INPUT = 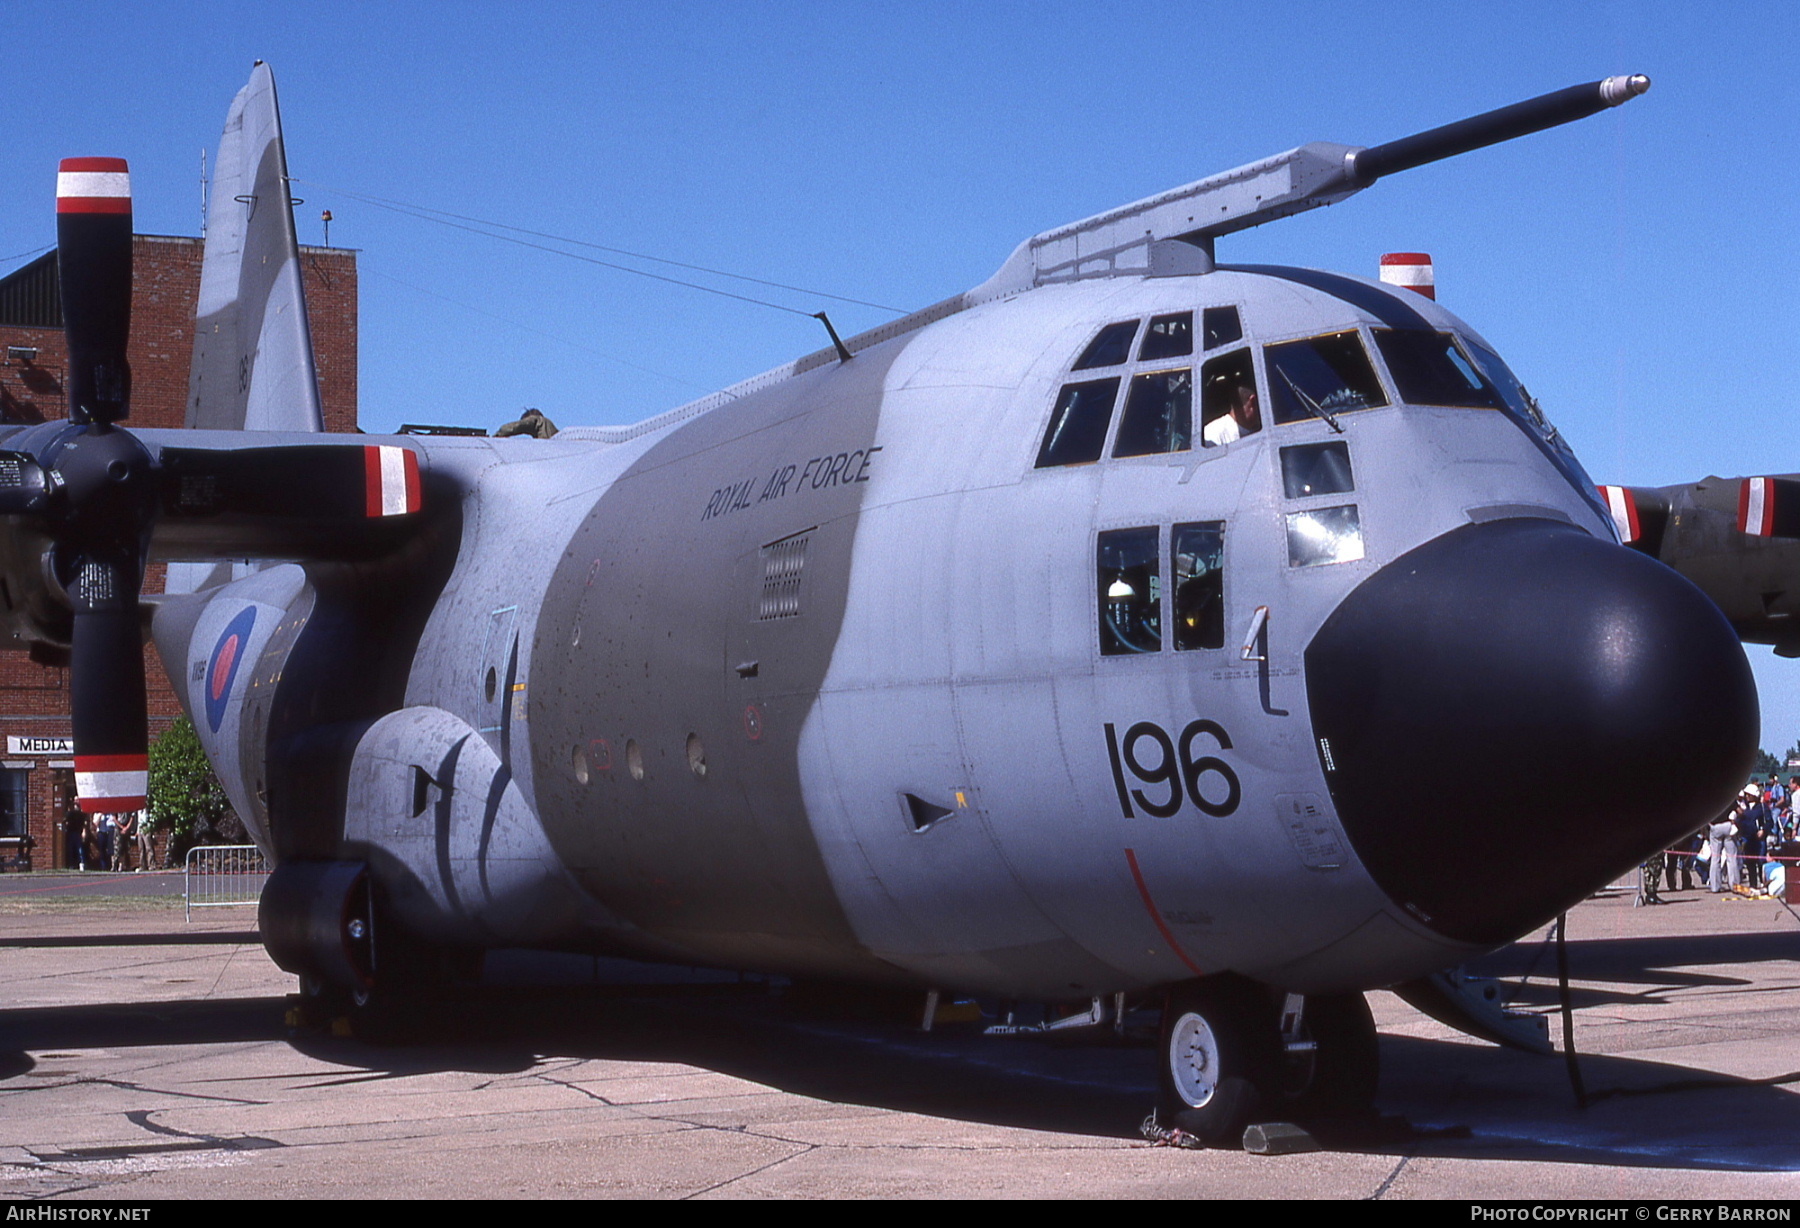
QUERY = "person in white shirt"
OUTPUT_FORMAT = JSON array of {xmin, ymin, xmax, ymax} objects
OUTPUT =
[{"xmin": 1203, "ymin": 378, "xmax": 1261, "ymax": 447}]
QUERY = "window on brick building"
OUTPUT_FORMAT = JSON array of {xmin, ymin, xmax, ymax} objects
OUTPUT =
[{"xmin": 0, "ymin": 768, "xmax": 27, "ymax": 838}]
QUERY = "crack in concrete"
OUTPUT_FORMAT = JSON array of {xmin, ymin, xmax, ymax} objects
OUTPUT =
[
  {"xmin": 26, "ymin": 1106, "xmax": 283, "ymax": 1164},
  {"xmin": 203, "ymin": 942, "xmax": 243, "ymax": 999},
  {"xmin": 1368, "ymin": 1153, "xmax": 1410, "ymax": 1199},
  {"xmin": 527, "ymin": 1064, "xmax": 1133, "ymax": 1159},
  {"xmin": 681, "ymin": 1141, "xmax": 818, "ymax": 1200},
  {"xmin": 2, "ymin": 1075, "xmax": 263, "ymax": 1107}
]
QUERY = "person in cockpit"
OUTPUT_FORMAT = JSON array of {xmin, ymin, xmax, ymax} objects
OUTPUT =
[{"xmin": 1202, "ymin": 361, "xmax": 1261, "ymax": 447}]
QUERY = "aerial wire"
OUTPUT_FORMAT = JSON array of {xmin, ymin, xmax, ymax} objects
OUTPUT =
[
  {"xmin": 0, "ymin": 243, "xmax": 54, "ymax": 269},
  {"xmin": 361, "ymin": 264, "xmax": 709, "ymax": 393},
  {"xmin": 287, "ymin": 177, "xmax": 907, "ymax": 317}
]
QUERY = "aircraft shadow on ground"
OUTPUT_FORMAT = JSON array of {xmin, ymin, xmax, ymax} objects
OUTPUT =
[
  {"xmin": 3, "ymin": 978, "xmax": 1794, "ymax": 1171},
  {"xmin": 1369, "ymin": 1034, "xmax": 1800, "ymax": 1173},
  {"xmin": 1466, "ymin": 925, "xmax": 1800, "ymax": 1010},
  {"xmin": 0, "ymin": 931, "xmax": 261, "ymax": 950}
]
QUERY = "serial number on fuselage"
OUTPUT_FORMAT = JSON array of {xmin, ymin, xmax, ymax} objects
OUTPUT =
[
  {"xmin": 700, "ymin": 446, "xmax": 883, "ymax": 522},
  {"xmin": 1103, "ymin": 719, "xmax": 1242, "ymax": 819}
]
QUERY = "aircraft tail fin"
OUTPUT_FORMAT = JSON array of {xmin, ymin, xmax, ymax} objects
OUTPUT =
[{"xmin": 185, "ymin": 62, "xmax": 324, "ymax": 433}]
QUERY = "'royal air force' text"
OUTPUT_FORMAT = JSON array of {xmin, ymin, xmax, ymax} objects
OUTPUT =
[{"xmin": 701, "ymin": 447, "xmax": 882, "ymax": 522}]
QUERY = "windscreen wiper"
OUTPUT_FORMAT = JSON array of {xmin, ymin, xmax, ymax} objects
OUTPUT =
[{"xmin": 1278, "ymin": 368, "xmax": 1345, "ymax": 434}]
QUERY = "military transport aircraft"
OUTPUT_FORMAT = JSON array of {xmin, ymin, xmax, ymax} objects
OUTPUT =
[
  {"xmin": 1597, "ymin": 477, "xmax": 1800, "ymax": 657},
  {"xmin": 0, "ymin": 65, "xmax": 1762, "ymax": 1146}
]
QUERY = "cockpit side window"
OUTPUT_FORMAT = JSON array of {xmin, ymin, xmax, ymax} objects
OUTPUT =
[
  {"xmin": 1113, "ymin": 369, "xmax": 1193, "ymax": 458},
  {"xmin": 1097, "ymin": 527, "xmax": 1161, "ymax": 655},
  {"xmin": 1374, "ymin": 330, "xmax": 1504, "ymax": 409},
  {"xmin": 1202, "ymin": 306, "xmax": 1242, "ymax": 350},
  {"xmin": 1463, "ymin": 339, "xmax": 1598, "ymax": 512},
  {"xmin": 1465, "ymin": 340, "xmax": 1571, "ymax": 449},
  {"xmin": 1265, "ymin": 331, "xmax": 1388, "ymax": 426},
  {"xmin": 1139, "ymin": 312, "xmax": 1194, "ymax": 361},
  {"xmin": 1199, "ymin": 348, "xmax": 1260, "ymax": 448},
  {"xmin": 1035, "ymin": 378, "xmax": 1121, "ymax": 468},
  {"xmin": 1280, "ymin": 442, "xmax": 1354, "ymax": 497},
  {"xmin": 1465, "ymin": 341, "xmax": 1531, "ymax": 416},
  {"xmin": 1172, "ymin": 522, "xmax": 1225, "ymax": 651},
  {"xmin": 1073, "ymin": 321, "xmax": 1141, "ymax": 370},
  {"xmin": 1286, "ymin": 505, "xmax": 1365, "ymax": 567}
]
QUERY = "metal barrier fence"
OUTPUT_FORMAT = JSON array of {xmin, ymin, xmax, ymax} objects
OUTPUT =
[{"xmin": 184, "ymin": 845, "xmax": 270, "ymax": 922}]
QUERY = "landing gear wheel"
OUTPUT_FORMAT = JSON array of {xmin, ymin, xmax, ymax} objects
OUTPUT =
[
  {"xmin": 291, "ymin": 972, "xmax": 351, "ymax": 1034},
  {"xmin": 291, "ymin": 971, "xmax": 381, "ymax": 1036},
  {"xmin": 1286, "ymin": 992, "xmax": 1379, "ymax": 1121},
  {"xmin": 1158, "ymin": 977, "xmax": 1279, "ymax": 1147}
]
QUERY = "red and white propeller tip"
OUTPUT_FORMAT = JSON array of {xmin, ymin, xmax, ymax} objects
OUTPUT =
[{"xmin": 56, "ymin": 157, "xmax": 131, "ymax": 215}]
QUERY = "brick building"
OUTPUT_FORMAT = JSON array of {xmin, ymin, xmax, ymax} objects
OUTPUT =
[{"xmin": 0, "ymin": 235, "xmax": 357, "ymax": 869}]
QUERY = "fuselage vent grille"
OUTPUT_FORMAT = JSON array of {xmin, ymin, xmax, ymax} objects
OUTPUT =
[{"xmin": 757, "ymin": 531, "xmax": 812, "ymax": 620}]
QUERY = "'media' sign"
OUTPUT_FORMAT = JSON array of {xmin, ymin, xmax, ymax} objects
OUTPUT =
[{"xmin": 7, "ymin": 736, "xmax": 74, "ymax": 755}]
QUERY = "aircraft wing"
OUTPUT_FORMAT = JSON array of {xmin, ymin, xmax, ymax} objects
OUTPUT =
[{"xmin": 1600, "ymin": 477, "xmax": 1800, "ymax": 654}]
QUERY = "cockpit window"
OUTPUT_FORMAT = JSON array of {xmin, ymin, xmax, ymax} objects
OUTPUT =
[
  {"xmin": 1097, "ymin": 527, "xmax": 1161, "ymax": 655},
  {"xmin": 1265, "ymin": 332, "xmax": 1388, "ymax": 426},
  {"xmin": 1113, "ymin": 369, "xmax": 1193, "ymax": 458},
  {"xmin": 1200, "ymin": 349, "xmax": 1260, "ymax": 448},
  {"xmin": 1374, "ymin": 330, "xmax": 1504, "ymax": 409},
  {"xmin": 1464, "ymin": 340, "xmax": 1571, "ymax": 448},
  {"xmin": 1202, "ymin": 306, "xmax": 1242, "ymax": 350},
  {"xmin": 1286, "ymin": 505, "xmax": 1365, "ymax": 567},
  {"xmin": 1073, "ymin": 321, "xmax": 1140, "ymax": 370},
  {"xmin": 1464, "ymin": 341, "xmax": 1530, "ymax": 415},
  {"xmin": 1280, "ymin": 442, "xmax": 1355, "ymax": 497},
  {"xmin": 1172, "ymin": 522, "xmax": 1225, "ymax": 650},
  {"xmin": 1035, "ymin": 378, "xmax": 1120, "ymax": 468},
  {"xmin": 1139, "ymin": 313, "xmax": 1194, "ymax": 361}
]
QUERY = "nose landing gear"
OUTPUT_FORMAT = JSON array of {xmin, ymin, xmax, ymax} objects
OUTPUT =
[{"xmin": 1157, "ymin": 976, "xmax": 1378, "ymax": 1147}]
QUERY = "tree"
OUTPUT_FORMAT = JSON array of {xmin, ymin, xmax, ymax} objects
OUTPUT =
[{"xmin": 146, "ymin": 716, "xmax": 241, "ymax": 861}]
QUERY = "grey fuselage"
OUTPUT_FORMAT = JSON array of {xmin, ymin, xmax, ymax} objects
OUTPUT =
[{"xmin": 149, "ymin": 263, "xmax": 1736, "ymax": 1002}]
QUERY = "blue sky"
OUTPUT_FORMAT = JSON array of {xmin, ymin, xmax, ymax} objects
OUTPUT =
[{"xmin": 6, "ymin": 1, "xmax": 1800, "ymax": 751}]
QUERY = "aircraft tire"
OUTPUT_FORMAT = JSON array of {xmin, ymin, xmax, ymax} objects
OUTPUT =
[
  {"xmin": 290, "ymin": 971, "xmax": 350, "ymax": 1034},
  {"xmin": 1286, "ymin": 991, "xmax": 1379, "ymax": 1120},
  {"xmin": 1158, "ymin": 977, "xmax": 1278, "ymax": 1147},
  {"xmin": 291, "ymin": 968, "xmax": 413, "ymax": 1041}
]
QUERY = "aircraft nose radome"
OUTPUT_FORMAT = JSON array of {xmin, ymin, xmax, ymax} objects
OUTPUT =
[{"xmin": 1304, "ymin": 517, "xmax": 1757, "ymax": 946}]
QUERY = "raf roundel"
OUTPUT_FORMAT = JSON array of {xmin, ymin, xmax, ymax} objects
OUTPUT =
[{"xmin": 204, "ymin": 607, "xmax": 257, "ymax": 733}]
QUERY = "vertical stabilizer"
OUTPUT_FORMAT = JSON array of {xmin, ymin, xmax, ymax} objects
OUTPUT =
[{"xmin": 186, "ymin": 62, "xmax": 324, "ymax": 432}]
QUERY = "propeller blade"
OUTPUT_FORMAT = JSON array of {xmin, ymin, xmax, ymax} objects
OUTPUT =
[
  {"xmin": 53, "ymin": 157, "xmax": 152, "ymax": 810},
  {"xmin": 160, "ymin": 444, "xmax": 422, "ymax": 520},
  {"xmin": 56, "ymin": 157, "xmax": 133, "ymax": 426},
  {"xmin": 1738, "ymin": 477, "xmax": 1800, "ymax": 539},
  {"xmin": 1597, "ymin": 484, "xmax": 1670, "ymax": 555},
  {"xmin": 68, "ymin": 552, "xmax": 147, "ymax": 812}
]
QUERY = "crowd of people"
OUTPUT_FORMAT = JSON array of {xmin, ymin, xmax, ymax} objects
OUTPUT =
[
  {"xmin": 62, "ymin": 807, "xmax": 156, "ymax": 872},
  {"xmin": 1641, "ymin": 774, "xmax": 1796, "ymax": 903}
]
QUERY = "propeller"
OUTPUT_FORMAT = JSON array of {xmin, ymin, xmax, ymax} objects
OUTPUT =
[
  {"xmin": 0, "ymin": 159, "xmax": 158, "ymax": 812},
  {"xmin": 0, "ymin": 158, "xmax": 429, "ymax": 816}
]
